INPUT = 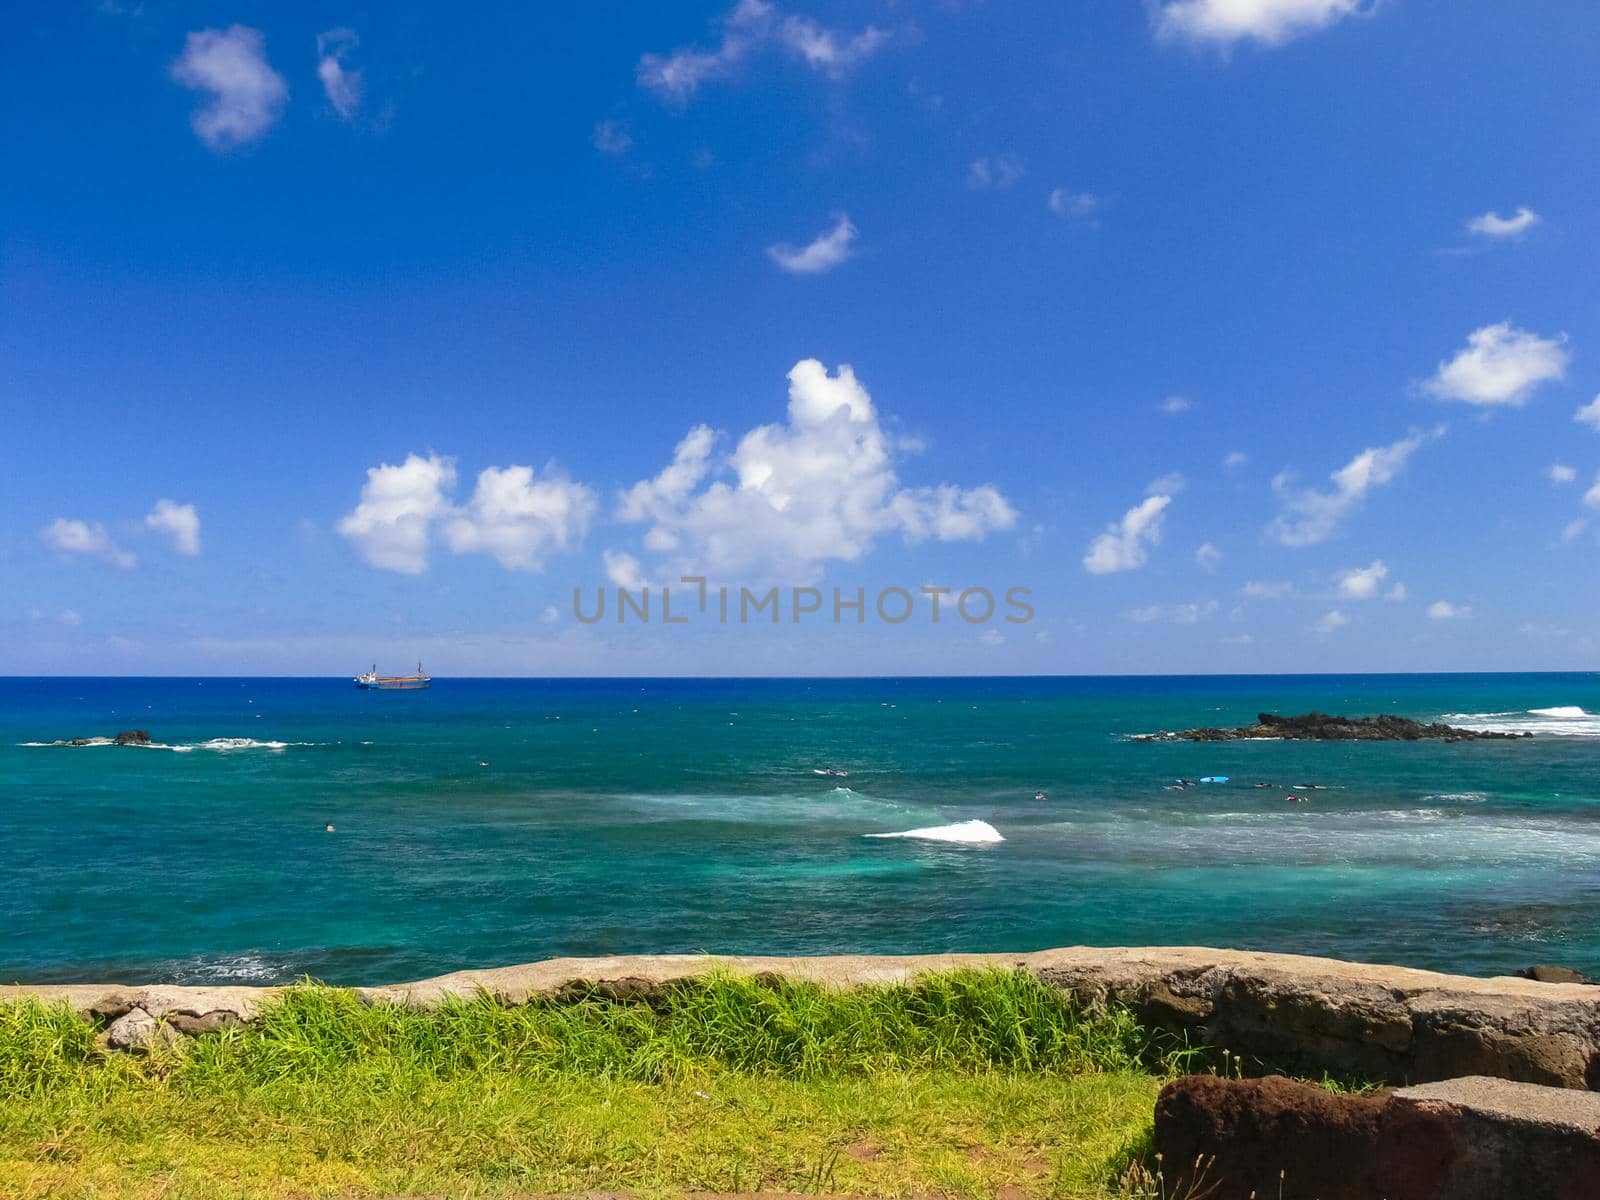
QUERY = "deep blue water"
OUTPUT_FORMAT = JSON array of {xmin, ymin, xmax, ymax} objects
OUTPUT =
[{"xmin": 3, "ymin": 674, "xmax": 1599, "ymax": 985}]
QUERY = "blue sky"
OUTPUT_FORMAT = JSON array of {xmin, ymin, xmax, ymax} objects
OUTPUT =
[{"xmin": 3, "ymin": 0, "xmax": 1598, "ymax": 675}]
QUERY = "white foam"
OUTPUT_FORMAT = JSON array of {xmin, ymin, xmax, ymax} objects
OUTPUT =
[
  {"xmin": 1442, "ymin": 706, "xmax": 1600, "ymax": 737},
  {"xmin": 866, "ymin": 819, "xmax": 1005, "ymax": 844},
  {"xmin": 21, "ymin": 736, "xmax": 305, "ymax": 751}
]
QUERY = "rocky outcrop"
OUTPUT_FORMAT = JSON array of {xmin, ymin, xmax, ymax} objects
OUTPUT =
[
  {"xmin": 1154, "ymin": 1073, "xmax": 1600, "ymax": 1199},
  {"xmin": 5, "ymin": 947, "xmax": 1598, "ymax": 1087},
  {"xmin": 1133, "ymin": 711, "xmax": 1532, "ymax": 742},
  {"xmin": 112, "ymin": 729, "xmax": 152, "ymax": 745}
]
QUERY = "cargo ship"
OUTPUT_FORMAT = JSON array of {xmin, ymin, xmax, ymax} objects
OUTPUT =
[{"xmin": 353, "ymin": 662, "xmax": 431, "ymax": 690}]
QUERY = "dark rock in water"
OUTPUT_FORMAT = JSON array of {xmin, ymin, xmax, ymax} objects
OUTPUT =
[
  {"xmin": 1516, "ymin": 965, "xmax": 1591, "ymax": 985},
  {"xmin": 113, "ymin": 729, "xmax": 152, "ymax": 746},
  {"xmin": 1133, "ymin": 711, "xmax": 1532, "ymax": 743}
]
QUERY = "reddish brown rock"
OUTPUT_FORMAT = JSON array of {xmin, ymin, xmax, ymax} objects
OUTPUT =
[{"xmin": 1154, "ymin": 1074, "xmax": 1600, "ymax": 1199}]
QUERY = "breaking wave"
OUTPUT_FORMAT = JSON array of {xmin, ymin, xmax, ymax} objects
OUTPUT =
[
  {"xmin": 20, "ymin": 737, "xmax": 308, "ymax": 752},
  {"xmin": 865, "ymin": 819, "xmax": 1005, "ymax": 845},
  {"xmin": 1441, "ymin": 706, "xmax": 1600, "ymax": 737}
]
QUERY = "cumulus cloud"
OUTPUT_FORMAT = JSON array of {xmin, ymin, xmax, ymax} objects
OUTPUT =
[
  {"xmin": 145, "ymin": 499, "xmax": 201, "ymax": 555},
  {"xmin": 339, "ymin": 454, "xmax": 595, "ymax": 574},
  {"xmin": 1127, "ymin": 599, "xmax": 1217, "ymax": 624},
  {"xmin": 1315, "ymin": 609, "xmax": 1350, "ymax": 635},
  {"xmin": 1425, "ymin": 323, "xmax": 1569, "ymax": 407},
  {"xmin": 1049, "ymin": 189, "xmax": 1103, "ymax": 220},
  {"xmin": 1196, "ymin": 542, "xmax": 1221, "ymax": 570},
  {"xmin": 1467, "ymin": 207, "xmax": 1539, "ymax": 239},
  {"xmin": 442, "ymin": 466, "xmax": 597, "ymax": 571},
  {"xmin": 1563, "ymin": 518, "xmax": 1590, "ymax": 544},
  {"xmin": 778, "ymin": 14, "xmax": 888, "ymax": 77},
  {"xmin": 1223, "ymin": 450, "xmax": 1248, "ymax": 468},
  {"xmin": 1159, "ymin": 395, "xmax": 1191, "ymax": 415},
  {"xmin": 613, "ymin": 359, "xmax": 1016, "ymax": 580},
  {"xmin": 1336, "ymin": 559, "xmax": 1388, "ymax": 599},
  {"xmin": 1386, "ymin": 582, "xmax": 1407, "ymax": 602},
  {"xmin": 767, "ymin": 213, "xmax": 856, "ymax": 275},
  {"xmin": 316, "ymin": 28, "xmax": 363, "ymax": 119},
  {"xmin": 1428, "ymin": 600, "xmax": 1471, "ymax": 620},
  {"xmin": 1154, "ymin": 0, "xmax": 1371, "ymax": 48},
  {"xmin": 1587, "ymin": 474, "xmax": 1600, "ymax": 510},
  {"xmin": 593, "ymin": 119, "xmax": 632, "ymax": 155},
  {"xmin": 967, "ymin": 155, "xmax": 1024, "ymax": 190},
  {"xmin": 40, "ymin": 518, "xmax": 137, "ymax": 569},
  {"xmin": 1575, "ymin": 396, "xmax": 1600, "ymax": 431},
  {"xmin": 1147, "ymin": 471, "xmax": 1187, "ymax": 497},
  {"xmin": 338, "ymin": 454, "xmax": 457, "ymax": 574},
  {"xmin": 1084, "ymin": 494, "xmax": 1171, "ymax": 575},
  {"xmin": 1268, "ymin": 431, "xmax": 1427, "ymax": 547},
  {"xmin": 171, "ymin": 26, "xmax": 288, "ymax": 150},
  {"xmin": 637, "ymin": 1, "xmax": 885, "ymax": 101},
  {"xmin": 1243, "ymin": 580, "xmax": 1293, "ymax": 599}
]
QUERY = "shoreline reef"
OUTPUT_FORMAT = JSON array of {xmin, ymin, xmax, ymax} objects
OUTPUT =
[{"xmin": 1132, "ymin": 711, "xmax": 1534, "ymax": 742}]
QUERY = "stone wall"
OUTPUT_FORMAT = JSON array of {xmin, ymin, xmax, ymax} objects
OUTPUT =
[{"xmin": 4, "ymin": 946, "xmax": 1598, "ymax": 1087}]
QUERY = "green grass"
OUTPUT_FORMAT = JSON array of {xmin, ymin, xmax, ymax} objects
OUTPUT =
[{"xmin": 0, "ymin": 968, "xmax": 1182, "ymax": 1199}]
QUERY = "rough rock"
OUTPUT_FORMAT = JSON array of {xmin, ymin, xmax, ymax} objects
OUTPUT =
[
  {"xmin": 5, "ymin": 947, "xmax": 1597, "ymax": 1086},
  {"xmin": 112, "ymin": 729, "xmax": 151, "ymax": 745},
  {"xmin": 1133, "ymin": 711, "xmax": 1532, "ymax": 742},
  {"xmin": 104, "ymin": 1006, "xmax": 182, "ymax": 1052},
  {"xmin": 1154, "ymin": 1073, "xmax": 1600, "ymax": 1199},
  {"xmin": 1518, "ymin": 964, "xmax": 1591, "ymax": 985}
]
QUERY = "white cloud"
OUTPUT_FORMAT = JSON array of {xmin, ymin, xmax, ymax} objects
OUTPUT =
[
  {"xmin": 1315, "ymin": 609, "xmax": 1350, "ymax": 635},
  {"xmin": 315, "ymin": 28, "xmax": 362, "ymax": 119},
  {"xmin": 1575, "ymin": 396, "xmax": 1600, "ymax": 431},
  {"xmin": 593, "ymin": 119, "xmax": 632, "ymax": 155},
  {"xmin": 1084, "ymin": 494, "xmax": 1171, "ymax": 575},
  {"xmin": 145, "ymin": 499, "xmax": 201, "ymax": 556},
  {"xmin": 40, "ymin": 518, "xmax": 137, "ymax": 569},
  {"xmin": 967, "ymin": 155, "xmax": 1024, "ymax": 190},
  {"xmin": 171, "ymin": 26, "xmax": 288, "ymax": 150},
  {"xmin": 978, "ymin": 627, "xmax": 1006, "ymax": 646},
  {"xmin": 1196, "ymin": 542, "xmax": 1221, "ymax": 570},
  {"xmin": 637, "ymin": 1, "xmax": 885, "ymax": 101},
  {"xmin": 58, "ymin": 609, "xmax": 83, "ymax": 627},
  {"xmin": 1467, "ymin": 207, "xmax": 1539, "ymax": 239},
  {"xmin": 779, "ymin": 15, "xmax": 888, "ymax": 77},
  {"xmin": 1268, "ymin": 431, "xmax": 1426, "ymax": 546},
  {"xmin": 1386, "ymin": 582, "xmax": 1407, "ymax": 602},
  {"xmin": 338, "ymin": 453, "xmax": 457, "ymax": 574},
  {"xmin": 1242, "ymin": 580, "xmax": 1292, "ymax": 599},
  {"xmin": 1562, "ymin": 518, "xmax": 1590, "ymax": 544},
  {"xmin": 1425, "ymin": 323, "xmax": 1569, "ymax": 407},
  {"xmin": 339, "ymin": 455, "xmax": 595, "ymax": 574},
  {"xmin": 1147, "ymin": 471, "xmax": 1187, "ymax": 496},
  {"xmin": 1159, "ymin": 395, "xmax": 1191, "ymax": 415},
  {"xmin": 1586, "ymin": 473, "xmax": 1600, "ymax": 510},
  {"xmin": 1048, "ymin": 189, "xmax": 1102, "ymax": 220},
  {"xmin": 1127, "ymin": 599, "xmax": 1217, "ymax": 624},
  {"xmin": 1427, "ymin": 600, "xmax": 1471, "ymax": 620},
  {"xmin": 541, "ymin": 604, "xmax": 560, "ymax": 624},
  {"xmin": 1154, "ymin": 0, "xmax": 1370, "ymax": 47},
  {"xmin": 442, "ymin": 466, "xmax": 597, "ymax": 571},
  {"xmin": 603, "ymin": 549, "xmax": 653, "ymax": 590},
  {"xmin": 1336, "ymin": 559, "xmax": 1388, "ymax": 599},
  {"xmin": 767, "ymin": 213, "xmax": 856, "ymax": 275},
  {"xmin": 614, "ymin": 359, "xmax": 1016, "ymax": 580},
  {"xmin": 1223, "ymin": 450, "xmax": 1248, "ymax": 468},
  {"xmin": 1548, "ymin": 464, "xmax": 1577, "ymax": 485}
]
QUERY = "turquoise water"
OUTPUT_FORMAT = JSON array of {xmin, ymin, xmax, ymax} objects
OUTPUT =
[{"xmin": 4, "ymin": 674, "xmax": 1599, "ymax": 985}]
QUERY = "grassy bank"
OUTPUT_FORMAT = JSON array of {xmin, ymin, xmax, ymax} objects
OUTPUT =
[{"xmin": 0, "ymin": 969, "xmax": 1187, "ymax": 1199}]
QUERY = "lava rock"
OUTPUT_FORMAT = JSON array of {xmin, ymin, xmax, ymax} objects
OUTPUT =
[{"xmin": 1134, "ymin": 711, "xmax": 1532, "ymax": 742}]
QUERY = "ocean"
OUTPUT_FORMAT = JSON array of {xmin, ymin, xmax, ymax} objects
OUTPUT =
[{"xmin": 4, "ymin": 674, "xmax": 1598, "ymax": 986}]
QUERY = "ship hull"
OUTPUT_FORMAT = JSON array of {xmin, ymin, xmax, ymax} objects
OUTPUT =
[{"xmin": 355, "ymin": 679, "xmax": 430, "ymax": 690}]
